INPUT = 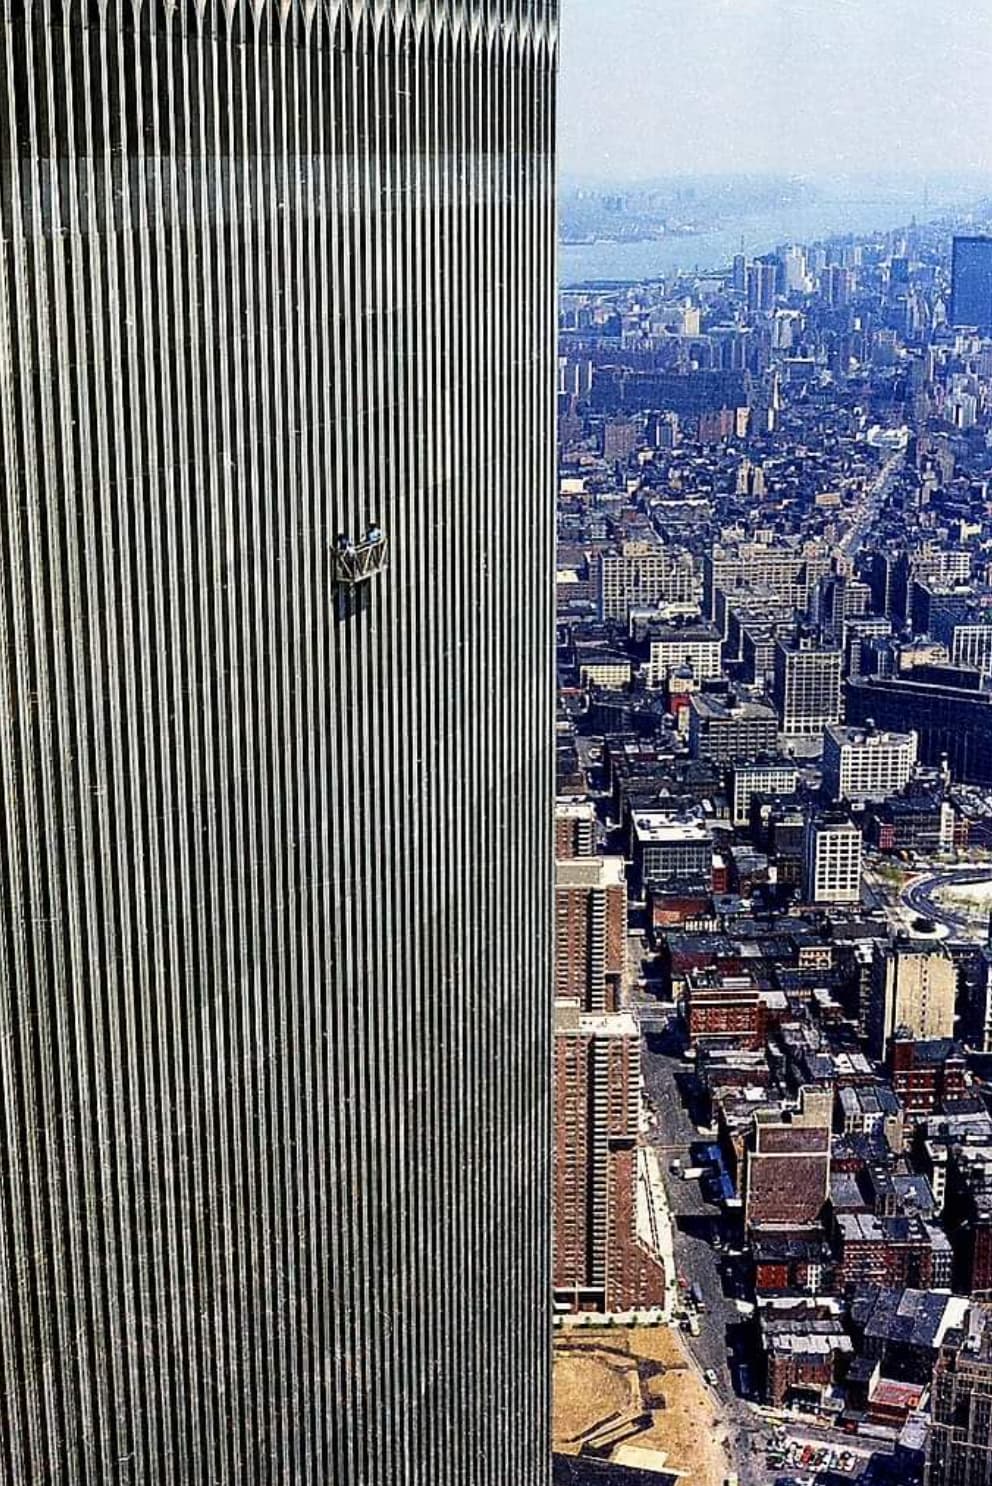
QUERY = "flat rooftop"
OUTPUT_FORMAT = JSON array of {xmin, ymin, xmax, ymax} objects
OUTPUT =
[
  {"xmin": 632, "ymin": 814, "xmax": 711, "ymax": 844},
  {"xmin": 826, "ymin": 723, "xmax": 916, "ymax": 749},
  {"xmin": 556, "ymin": 857, "xmax": 626, "ymax": 889}
]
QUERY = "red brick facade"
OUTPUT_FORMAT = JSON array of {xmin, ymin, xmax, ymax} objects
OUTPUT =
[
  {"xmin": 890, "ymin": 1036, "xmax": 966, "ymax": 1117},
  {"xmin": 554, "ymin": 860, "xmax": 627, "ymax": 1012},
  {"xmin": 686, "ymin": 976, "xmax": 766, "ymax": 1049},
  {"xmin": 767, "ymin": 1351, "xmax": 835, "ymax": 1407},
  {"xmin": 553, "ymin": 1018, "xmax": 666, "ymax": 1314}
]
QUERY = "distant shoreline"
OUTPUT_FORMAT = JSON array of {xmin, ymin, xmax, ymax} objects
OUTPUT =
[{"xmin": 559, "ymin": 199, "xmax": 955, "ymax": 287}]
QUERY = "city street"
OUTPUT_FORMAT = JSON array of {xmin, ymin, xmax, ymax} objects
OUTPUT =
[
  {"xmin": 630, "ymin": 984, "xmax": 899, "ymax": 1486},
  {"xmin": 625, "ymin": 951, "xmax": 738, "ymax": 1376},
  {"xmin": 626, "ymin": 970, "xmax": 776, "ymax": 1486},
  {"xmin": 901, "ymin": 865, "xmax": 992, "ymax": 935},
  {"xmin": 838, "ymin": 450, "xmax": 904, "ymax": 561},
  {"xmin": 639, "ymin": 1037, "xmax": 744, "ymax": 1380}
]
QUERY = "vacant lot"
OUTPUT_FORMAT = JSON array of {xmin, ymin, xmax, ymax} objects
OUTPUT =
[{"xmin": 554, "ymin": 1326, "xmax": 733, "ymax": 1485}]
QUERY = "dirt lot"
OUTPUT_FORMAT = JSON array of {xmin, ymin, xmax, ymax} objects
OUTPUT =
[
  {"xmin": 553, "ymin": 1346, "xmax": 641, "ymax": 1446},
  {"xmin": 554, "ymin": 1325, "xmax": 734, "ymax": 1485}
]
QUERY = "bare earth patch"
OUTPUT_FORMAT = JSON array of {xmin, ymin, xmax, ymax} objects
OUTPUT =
[
  {"xmin": 553, "ymin": 1349, "xmax": 639, "ymax": 1446},
  {"xmin": 553, "ymin": 1326, "xmax": 733, "ymax": 1485}
]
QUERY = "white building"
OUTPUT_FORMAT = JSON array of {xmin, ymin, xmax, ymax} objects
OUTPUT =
[
  {"xmin": 773, "ymin": 639, "xmax": 843, "ymax": 737},
  {"xmin": 951, "ymin": 624, "xmax": 992, "ymax": 676},
  {"xmin": 598, "ymin": 542, "xmax": 699, "ymax": 622},
  {"xmin": 648, "ymin": 626, "xmax": 722, "ymax": 687},
  {"xmin": 731, "ymin": 758, "xmax": 800, "ymax": 827},
  {"xmin": 822, "ymin": 724, "xmax": 918, "ymax": 803},
  {"xmin": 579, "ymin": 661, "xmax": 632, "ymax": 691},
  {"xmin": 804, "ymin": 817, "xmax": 863, "ymax": 905}
]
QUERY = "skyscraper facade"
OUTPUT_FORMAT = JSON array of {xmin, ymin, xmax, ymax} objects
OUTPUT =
[
  {"xmin": 0, "ymin": 3, "xmax": 557, "ymax": 1482},
  {"xmin": 951, "ymin": 236, "xmax": 992, "ymax": 332},
  {"xmin": 928, "ymin": 1305, "xmax": 992, "ymax": 1486},
  {"xmin": 773, "ymin": 637, "xmax": 843, "ymax": 737}
]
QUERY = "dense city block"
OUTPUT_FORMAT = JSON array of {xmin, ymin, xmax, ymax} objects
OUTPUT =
[{"xmin": 553, "ymin": 214, "xmax": 992, "ymax": 1486}]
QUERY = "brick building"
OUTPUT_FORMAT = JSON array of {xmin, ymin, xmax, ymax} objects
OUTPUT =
[
  {"xmin": 553, "ymin": 1008, "xmax": 667, "ymax": 1314},
  {"xmin": 834, "ymin": 1212, "xmax": 944, "ymax": 1295},
  {"xmin": 865, "ymin": 794, "xmax": 955, "ymax": 855},
  {"xmin": 890, "ymin": 1035, "xmax": 967, "ymax": 1118},
  {"xmin": 752, "ymin": 1231, "xmax": 837, "ymax": 1295},
  {"xmin": 685, "ymin": 971, "xmax": 767, "ymax": 1050},
  {"xmin": 744, "ymin": 1088, "xmax": 833, "ymax": 1228},
  {"xmin": 647, "ymin": 880, "xmax": 713, "ymax": 930},
  {"xmin": 761, "ymin": 1309, "xmax": 853, "ymax": 1407},
  {"xmin": 555, "ymin": 856, "xmax": 627, "ymax": 1012},
  {"xmin": 555, "ymin": 799, "xmax": 597, "ymax": 859}
]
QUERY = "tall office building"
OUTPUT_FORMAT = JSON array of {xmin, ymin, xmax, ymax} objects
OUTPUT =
[
  {"xmin": 822, "ymin": 723, "xmax": 918, "ymax": 803},
  {"xmin": 773, "ymin": 637, "xmax": 843, "ymax": 737},
  {"xmin": 688, "ymin": 690, "xmax": 780, "ymax": 764},
  {"xmin": 847, "ymin": 673, "xmax": 992, "ymax": 786},
  {"xmin": 597, "ymin": 541, "xmax": 698, "ymax": 621},
  {"xmin": 803, "ymin": 815, "xmax": 863, "ymax": 906},
  {"xmin": 647, "ymin": 623, "xmax": 723, "ymax": 686},
  {"xmin": 704, "ymin": 542, "xmax": 829, "ymax": 622},
  {"xmin": 928, "ymin": 1304, "xmax": 992, "ymax": 1486},
  {"xmin": 869, "ymin": 942, "xmax": 957, "ymax": 1060},
  {"xmin": 730, "ymin": 757, "xmax": 799, "ymax": 827},
  {"xmin": 747, "ymin": 257, "xmax": 779, "ymax": 315},
  {"xmin": 0, "ymin": 3, "xmax": 557, "ymax": 1482},
  {"xmin": 951, "ymin": 236, "xmax": 992, "ymax": 332},
  {"xmin": 951, "ymin": 623, "xmax": 992, "ymax": 677}
]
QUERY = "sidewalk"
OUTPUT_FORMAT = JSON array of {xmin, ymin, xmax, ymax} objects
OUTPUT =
[{"xmin": 637, "ymin": 1141, "xmax": 677, "ymax": 1321}]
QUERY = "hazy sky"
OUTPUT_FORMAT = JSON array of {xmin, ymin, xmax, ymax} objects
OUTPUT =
[{"xmin": 559, "ymin": 0, "xmax": 992, "ymax": 183}]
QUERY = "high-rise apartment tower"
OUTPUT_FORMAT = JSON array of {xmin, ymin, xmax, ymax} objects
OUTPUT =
[{"xmin": 0, "ymin": 2, "xmax": 557, "ymax": 1481}]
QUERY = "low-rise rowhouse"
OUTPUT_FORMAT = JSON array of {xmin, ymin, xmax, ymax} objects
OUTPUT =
[
  {"xmin": 744, "ymin": 1088, "xmax": 833, "ymax": 1228},
  {"xmin": 834, "ymin": 1211, "xmax": 952, "ymax": 1294},
  {"xmin": 761, "ymin": 1306, "xmax": 853, "ymax": 1407}
]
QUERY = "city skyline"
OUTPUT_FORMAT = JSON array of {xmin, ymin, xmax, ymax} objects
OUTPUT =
[{"xmin": 553, "ymin": 206, "xmax": 992, "ymax": 1475}]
